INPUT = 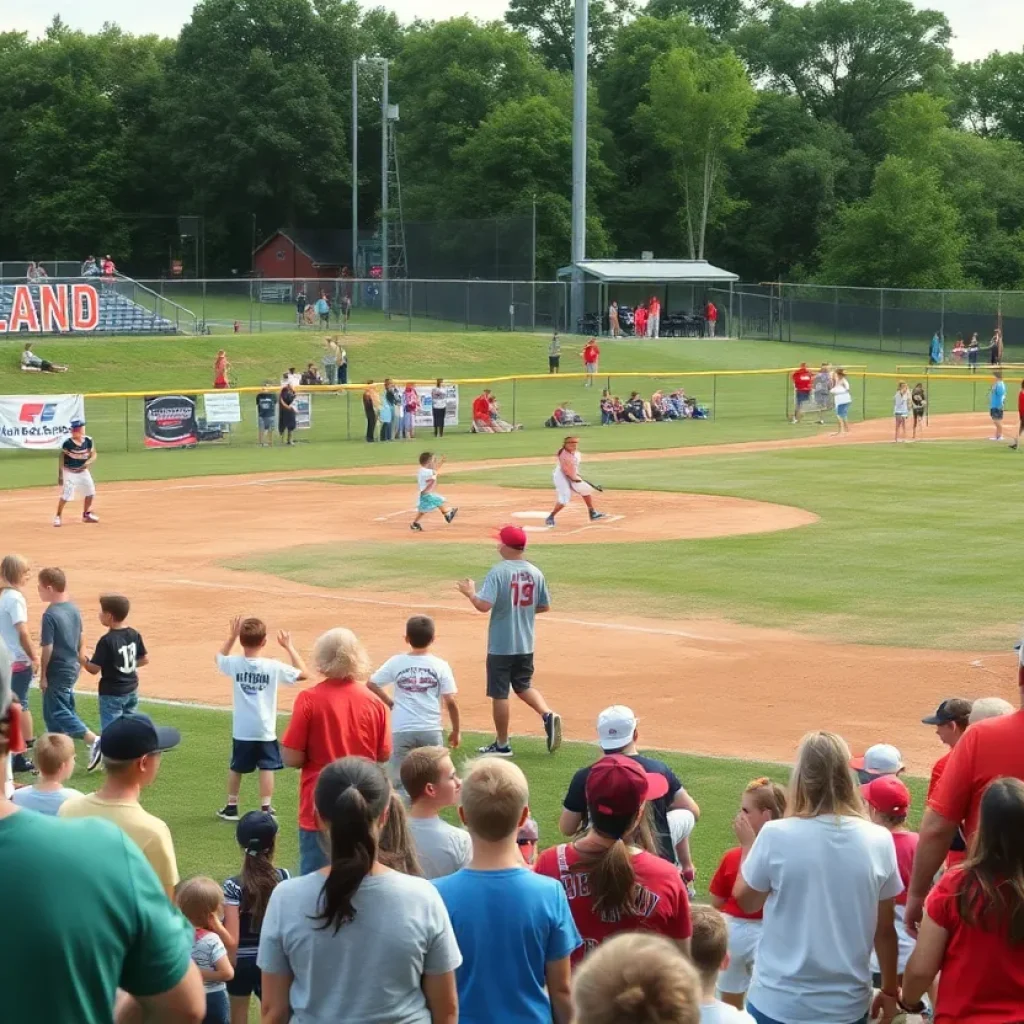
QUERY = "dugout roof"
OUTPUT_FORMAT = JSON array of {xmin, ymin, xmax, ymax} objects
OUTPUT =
[{"xmin": 558, "ymin": 259, "xmax": 739, "ymax": 284}]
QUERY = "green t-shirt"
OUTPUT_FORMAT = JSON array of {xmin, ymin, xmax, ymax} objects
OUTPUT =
[{"xmin": 0, "ymin": 809, "xmax": 194, "ymax": 1023}]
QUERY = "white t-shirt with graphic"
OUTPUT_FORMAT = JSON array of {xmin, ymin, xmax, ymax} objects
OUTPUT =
[
  {"xmin": 216, "ymin": 654, "xmax": 301, "ymax": 741},
  {"xmin": 370, "ymin": 652, "xmax": 457, "ymax": 733}
]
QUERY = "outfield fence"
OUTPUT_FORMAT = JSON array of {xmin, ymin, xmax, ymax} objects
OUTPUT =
[{"xmin": 0, "ymin": 368, "xmax": 1008, "ymax": 457}]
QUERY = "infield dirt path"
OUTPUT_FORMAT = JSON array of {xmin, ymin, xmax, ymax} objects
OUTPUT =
[{"xmin": 1, "ymin": 413, "xmax": 1015, "ymax": 774}]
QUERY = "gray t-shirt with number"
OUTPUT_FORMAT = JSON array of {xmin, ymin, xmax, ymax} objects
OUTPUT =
[
  {"xmin": 41, "ymin": 601, "xmax": 82, "ymax": 688},
  {"xmin": 478, "ymin": 560, "xmax": 550, "ymax": 656}
]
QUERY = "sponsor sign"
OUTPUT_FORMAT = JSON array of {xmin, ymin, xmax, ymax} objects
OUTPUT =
[
  {"xmin": 414, "ymin": 384, "xmax": 459, "ymax": 427},
  {"xmin": 203, "ymin": 391, "xmax": 241, "ymax": 424},
  {"xmin": 0, "ymin": 394, "xmax": 86, "ymax": 449},
  {"xmin": 295, "ymin": 392, "xmax": 312, "ymax": 430},
  {"xmin": 0, "ymin": 284, "xmax": 99, "ymax": 333},
  {"xmin": 144, "ymin": 395, "xmax": 197, "ymax": 449}
]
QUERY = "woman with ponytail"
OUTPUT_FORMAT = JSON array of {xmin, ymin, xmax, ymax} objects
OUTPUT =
[
  {"xmin": 257, "ymin": 757, "xmax": 461, "ymax": 1023},
  {"xmin": 535, "ymin": 754, "xmax": 692, "ymax": 966}
]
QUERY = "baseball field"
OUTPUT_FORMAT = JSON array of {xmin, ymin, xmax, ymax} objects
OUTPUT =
[{"xmin": 1, "ymin": 329, "xmax": 1020, "ymax": 896}]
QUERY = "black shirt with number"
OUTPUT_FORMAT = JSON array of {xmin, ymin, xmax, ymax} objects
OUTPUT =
[
  {"xmin": 62, "ymin": 435, "xmax": 93, "ymax": 471},
  {"xmin": 91, "ymin": 627, "xmax": 147, "ymax": 695},
  {"xmin": 256, "ymin": 392, "xmax": 276, "ymax": 418}
]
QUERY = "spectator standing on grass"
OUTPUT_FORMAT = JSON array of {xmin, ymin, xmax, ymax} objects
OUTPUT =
[
  {"xmin": 363, "ymin": 380, "xmax": 379, "ymax": 442},
  {"xmin": 322, "ymin": 336, "xmax": 339, "ymax": 385},
  {"xmin": 215, "ymin": 616, "xmax": 307, "ymax": 822},
  {"xmin": 1008, "ymin": 378, "xmax": 1024, "ymax": 449},
  {"xmin": 708, "ymin": 777, "xmax": 787, "ymax": 1012},
  {"xmin": 648, "ymin": 295, "xmax": 661, "ymax": 338},
  {"xmin": 790, "ymin": 363, "xmax": 813, "ymax": 424},
  {"xmin": 812, "ymin": 363, "xmax": 833, "ymax": 425},
  {"xmin": 379, "ymin": 379, "xmax": 395, "ymax": 441},
  {"xmin": 929, "ymin": 331, "xmax": 943, "ymax": 365},
  {"xmin": 705, "ymin": 299, "xmax": 719, "ymax": 338},
  {"xmin": 911, "ymin": 382, "xmax": 927, "ymax": 439},
  {"xmin": 367, "ymin": 615, "xmax": 460, "ymax": 789},
  {"xmin": 1, "ymin": 554, "xmax": 36, "ymax": 775},
  {"xmin": 256, "ymin": 382, "xmax": 276, "ymax": 448},
  {"xmin": 401, "ymin": 747, "xmax": 471, "ymax": 879},
  {"xmin": 609, "ymin": 300, "xmax": 621, "ymax": 338},
  {"xmin": 60, "ymin": 712, "xmax": 182, "ymax": 900},
  {"xmin": 457, "ymin": 525, "xmax": 561, "ymax": 757},
  {"xmin": 905, "ymin": 647, "xmax": 1024, "ymax": 936},
  {"xmin": 690, "ymin": 906, "xmax": 757, "ymax": 1023},
  {"xmin": 213, "ymin": 350, "xmax": 230, "ymax": 389},
  {"xmin": 280, "ymin": 627, "xmax": 390, "ymax": 875},
  {"xmin": 967, "ymin": 332, "xmax": 980, "ymax": 371},
  {"xmin": 435, "ymin": 757, "xmax": 580, "ymax": 1024},
  {"xmin": 535, "ymin": 754, "xmax": 693, "ymax": 964},
  {"xmin": 901, "ymin": 777, "xmax": 1024, "ymax": 1022},
  {"xmin": 581, "ymin": 338, "xmax": 600, "ymax": 388},
  {"xmin": 732, "ymin": 731, "xmax": 903, "ymax": 1024},
  {"xmin": 37, "ymin": 567, "xmax": 101, "ymax": 768},
  {"xmin": 989, "ymin": 326, "xmax": 1004, "ymax": 365},
  {"xmin": 549, "ymin": 331, "xmax": 561, "ymax": 373},
  {"xmin": 337, "ymin": 343, "xmax": 348, "ymax": 384},
  {"xmin": 78, "ymin": 593, "xmax": 149, "ymax": 733},
  {"xmin": 829, "ymin": 367, "xmax": 852, "ymax": 435},
  {"xmin": 223, "ymin": 811, "xmax": 288, "ymax": 1024},
  {"xmin": 922, "ymin": 698, "xmax": 972, "ymax": 867},
  {"xmin": 295, "ymin": 289, "xmax": 308, "ymax": 326},
  {"xmin": 634, "ymin": 303, "xmax": 648, "ymax": 340},
  {"xmin": 278, "ymin": 375, "xmax": 297, "ymax": 446},
  {"xmin": 11, "ymin": 732, "xmax": 81, "ymax": 814},
  {"xmin": 258, "ymin": 757, "xmax": 461, "ymax": 1024},
  {"xmin": 572, "ymin": 933, "xmax": 702, "ymax": 1024},
  {"xmin": 405, "ymin": 381, "xmax": 422, "ymax": 438},
  {"xmin": 0, "ymin": 643, "xmax": 207, "ymax": 1024},
  {"xmin": 893, "ymin": 381, "xmax": 910, "ymax": 443},
  {"xmin": 989, "ymin": 370, "xmax": 1007, "ymax": 440},
  {"xmin": 177, "ymin": 876, "xmax": 235, "ymax": 1024},
  {"xmin": 560, "ymin": 706, "xmax": 700, "ymax": 868}
]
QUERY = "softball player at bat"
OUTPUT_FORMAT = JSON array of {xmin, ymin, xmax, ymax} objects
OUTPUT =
[
  {"xmin": 545, "ymin": 436, "xmax": 607, "ymax": 527},
  {"xmin": 54, "ymin": 419, "xmax": 99, "ymax": 527}
]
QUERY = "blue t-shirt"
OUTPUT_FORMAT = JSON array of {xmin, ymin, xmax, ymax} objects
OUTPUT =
[
  {"xmin": 434, "ymin": 868, "xmax": 580, "ymax": 1024},
  {"xmin": 991, "ymin": 380, "xmax": 1007, "ymax": 410},
  {"xmin": 478, "ymin": 560, "xmax": 551, "ymax": 656},
  {"xmin": 41, "ymin": 601, "xmax": 82, "ymax": 688}
]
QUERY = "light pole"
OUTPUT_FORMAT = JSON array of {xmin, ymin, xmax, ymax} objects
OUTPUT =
[{"xmin": 570, "ymin": 0, "xmax": 588, "ymax": 334}]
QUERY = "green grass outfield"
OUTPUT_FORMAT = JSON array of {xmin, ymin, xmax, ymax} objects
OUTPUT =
[{"xmin": 19, "ymin": 689, "xmax": 927, "ymax": 894}]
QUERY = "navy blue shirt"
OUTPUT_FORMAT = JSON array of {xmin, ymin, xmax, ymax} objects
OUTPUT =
[{"xmin": 61, "ymin": 435, "xmax": 93, "ymax": 471}]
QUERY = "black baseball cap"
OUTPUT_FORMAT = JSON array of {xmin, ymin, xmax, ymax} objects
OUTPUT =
[
  {"xmin": 921, "ymin": 698, "xmax": 973, "ymax": 726},
  {"xmin": 237, "ymin": 811, "xmax": 278, "ymax": 854},
  {"xmin": 99, "ymin": 713, "xmax": 181, "ymax": 760}
]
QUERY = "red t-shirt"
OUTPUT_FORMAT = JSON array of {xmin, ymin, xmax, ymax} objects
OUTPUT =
[
  {"xmin": 709, "ymin": 847, "xmax": 762, "ymax": 920},
  {"xmin": 280, "ymin": 678, "xmax": 391, "ymax": 831},
  {"xmin": 890, "ymin": 830, "xmax": 918, "ymax": 907},
  {"xmin": 928, "ymin": 751, "xmax": 950, "ymax": 802},
  {"xmin": 928, "ymin": 710, "xmax": 1024, "ymax": 840},
  {"xmin": 1018, "ymin": 389, "xmax": 1024, "ymax": 416},
  {"xmin": 926, "ymin": 866, "xmax": 1024, "ymax": 1023},
  {"xmin": 650, "ymin": 299, "xmax": 660, "ymax": 316},
  {"xmin": 792, "ymin": 368, "xmax": 813, "ymax": 392},
  {"xmin": 583, "ymin": 344, "xmax": 599, "ymax": 364},
  {"xmin": 706, "ymin": 303, "xmax": 717, "ymax": 321},
  {"xmin": 535, "ymin": 843, "xmax": 691, "ymax": 966},
  {"xmin": 472, "ymin": 395, "xmax": 491, "ymax": 422}
]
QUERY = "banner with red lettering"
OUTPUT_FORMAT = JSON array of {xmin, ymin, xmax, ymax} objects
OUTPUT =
[
  {"xmin": 0, "ymin": 394, "xmax": 86, "ymax": 449},
  {"xmin": 0, "ymin": 284, "xmax": 99, "ymax": 333}
]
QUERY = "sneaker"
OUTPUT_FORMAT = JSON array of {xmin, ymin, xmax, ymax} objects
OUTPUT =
[
  {"xmin": 1010, "ymin": 443, "xmax": 1018, "ymax": 450},
  {"xmin": 53, "ymin": 516, "xmax": 61, "ymax": 527},
  {"xmin": 12, "ymin": 753, "xmax": 37, "ymax": 775},
  {"xmin": 262, "ymin": 806, "xmax": 278, "ymax": 818},
  {"xmin": 544, "ymin": 712, "xmax": 563, "ymax": 753},
  {"xmin": 83, "ymin": 511, "xmax": 99, "ymax": 523},
  {"xmin": 216, "ymin": 804, "xmax": 240, "ymax": 821},
  {"xmin": 589, "ymin": 510, "xmax": 608, "ymax": 521},
  {"xmin": 87, "ymin": 737, "xmax": 103, "ymax": 772},
  {"xmin": 544, "ymin": 515, "xmax": 556, "ymax": 527},
  {"xmin": 444, "ymin": 507, "xmax": 459, "ymax": 524},
  {"xmin": 410, "ymin": 522, "xmax": 423, "ymax": 532},
  {"xmin": 477, "ymin": 741, "xmax": 514, "ymax": 757}
]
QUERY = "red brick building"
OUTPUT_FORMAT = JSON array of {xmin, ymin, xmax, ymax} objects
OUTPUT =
[{"xmin": 252, "ymin": 229, "xmax": 352, "ymax": 280}]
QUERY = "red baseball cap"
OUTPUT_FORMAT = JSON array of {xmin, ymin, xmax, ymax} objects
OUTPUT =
[
  {"xmin": 498, "ymin": 525, "xmax": 528, "ymax": 551},
  {"xmin": 861, "ymin": 775, "xmax": 911, "ymax": 816},
  {"xmin": 585, "ymin": 754, "xmax": 669, "ymax": 818}
]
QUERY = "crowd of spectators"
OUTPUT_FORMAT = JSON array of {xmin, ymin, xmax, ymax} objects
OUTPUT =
[
  {"xmin": 600, "ymin": 388, "xmax": 707, "ymax": 424},
  {"xmin": 2, "ymin": 555, "xmax": 1024, "ymax": 1022}
]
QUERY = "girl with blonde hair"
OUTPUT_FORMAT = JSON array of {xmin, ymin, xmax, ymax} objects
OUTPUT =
[
  {"xmin": 733, "ymin": 732, "xmax": 903, "ymax": 1024},
  {"xmin": 0, "ymin": 553, "xmax": 36, "ymax": 774}
]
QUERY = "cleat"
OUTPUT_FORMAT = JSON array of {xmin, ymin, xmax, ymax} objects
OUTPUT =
[
  {"xmin": 410, "ymin": 522, "xmax": 423, "ymax": 532},
  {"xmin": 53, "ymin": 516, "xmax": 61, "ymax": 527},
  {"xmin": 589, "ymin": 511, "xmax": 608, "ymax": 521},
  {"xmin": 444, "ymin": 507, "xmax": 459, "ymax": 524},
  {"xmin": 83, "ymin": 512, "xmax": 99, "ymax": 523},
  {"xmin": 544, "ymin": 515, "xmax": 555, "ymax": 527}
]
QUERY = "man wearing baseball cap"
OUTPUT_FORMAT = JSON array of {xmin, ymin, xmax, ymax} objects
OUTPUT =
[
  {"xmin": 559, "ymin": 706, "xmax": 700, "ymax": 865},
  {"xmin": 0, "ymin": 640, "xmax": 205, "ymax": 1021},
  {"xmin": 60, "ymin": 712, "xmax": 182, "ymax": 898},
  {"xmin": 850, "ymin": 743, "xmax": 904, "ymax": 785},
  {"xmin": 457, "ymin": 525, "xmax": 562, "ymax": 757}
]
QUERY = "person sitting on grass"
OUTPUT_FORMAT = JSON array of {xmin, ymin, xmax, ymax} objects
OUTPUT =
[
  {"xmin": 624, "ymin": 392, "xmax": 646, "ymax": 422},
  {"xmin": 21, "ymin": 343, "xmax": 68, "ymax": 373},
  {"xmin": 472, "ymin": 389, "xmax": 496, "ymax": 433},
  {"xmin": 177, "ymin": 876, "xmax": 235, "ymax": 1024},
  {"xmin": 10, "ymin": 732, "xmax": 81, "ymax": 814},
  {"xmin": 599, "ymin": 391, "xmax": 616, "ymax": 425}
]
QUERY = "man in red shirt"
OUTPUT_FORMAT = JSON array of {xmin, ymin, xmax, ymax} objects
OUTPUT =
[
  {"xmin": 581, "ymin": 340, "xmax": 600, "ymax": 388},
  {"xmin": 472, "ymin": 389, "xmax": 495, "ymax": 433},
  {"xmin": 281, "ymin": 627, "xmax": 390, "ymax": 874},
  {"xmin": 905, "ymin": 664, "xmax": 1024, "ymax": 934},
  {"xmin": 791, "ymin": 363, "xmax": 814, "ymax": 423},
  {"xmin": 705, "ymin": 301, "xmax": 718, "ymax": 338},
  {"xmin": 1009, "ymin": 378, "xmax": 1024, "ymax": 449}
]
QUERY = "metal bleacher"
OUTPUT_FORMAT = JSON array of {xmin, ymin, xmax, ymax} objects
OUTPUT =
[{"xmin": 0, "ymin": 281, "xmax": 180, "ymax": 335}]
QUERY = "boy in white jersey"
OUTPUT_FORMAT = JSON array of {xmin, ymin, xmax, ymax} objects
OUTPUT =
[
  {"xmin": 411, "ymin": 451, "xmax": 459, "ymax": 532},
  {"xmin": 215, "ymin": 616, "xmax": 308, "ymax": 820},
  {"xmin": 546, "ymin": 436, "xmax": 607, "ymax": 527}
]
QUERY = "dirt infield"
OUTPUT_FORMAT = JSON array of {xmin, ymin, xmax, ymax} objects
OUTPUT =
[{"xmin": 1, "ymin": 412, "xmax": 1014, "ymax": 775}]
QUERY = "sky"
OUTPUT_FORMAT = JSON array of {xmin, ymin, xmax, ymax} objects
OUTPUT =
[{"xmin": 5, "ymin": 0, "xmax": 1023, "ymax": 62}]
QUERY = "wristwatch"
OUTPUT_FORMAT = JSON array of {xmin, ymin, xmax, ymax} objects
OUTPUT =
[{"xmin": 897, "ymin": 996, "xmax": 926, "ymax": 1014}]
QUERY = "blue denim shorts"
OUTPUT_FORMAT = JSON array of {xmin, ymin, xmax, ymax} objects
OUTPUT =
[
  {"xmin": 11, "ymin": 666, "xmax": 32, "ymax": 707},
  {"xmin": 98, "ymin": 692, "xmax": 139, "ymax": 731},
  {"xmin": 43, "ymin": 687, "xmax": 89, "ymax": 739},
  {"xmin": 299, "ymin": 828, "xmax": 329, "ymax": 875},
  {"xmin": 836, "ymin": 403, "xmax": 851, "ymax": 420}
]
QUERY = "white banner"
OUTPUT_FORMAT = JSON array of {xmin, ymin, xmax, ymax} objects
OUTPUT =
[
  {"xmin": 295, "ymin": 392, "xmax": 312, "ymax": 430},
  {"xmin": 203, "ymin": 391, "xmax": 241, "ymax": 424},
  {"xmin": 415, "ymin": 385, "xmax": 459, "ymax": 427},
  {"xmin": 0, "ymin": 394, "xmax": 85, "ymax": 449}
]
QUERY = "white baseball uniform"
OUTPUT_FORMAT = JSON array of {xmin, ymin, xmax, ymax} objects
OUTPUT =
[{"xmin": 553, "ymin": 449, "xmax": 592, "ymax": 505}]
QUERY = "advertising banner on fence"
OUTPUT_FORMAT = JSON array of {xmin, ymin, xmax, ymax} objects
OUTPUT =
[
  {"xmin": 295, "ymin": 392, "xmax": 312, "ymax": 430},
  {"xmin": 203, "ymin": 391, "xmax": 241, "ymax": 424},
  {"xmin": 144, "ymin": 395, "xmax": 197, "ymax": 449},
  {"xmin": 0, "ymin": 394, "xmax": 85, "ymax": 449},
  {"xmin": 414, "ymin": 384, "xmax": 459, "ymax": 427}
]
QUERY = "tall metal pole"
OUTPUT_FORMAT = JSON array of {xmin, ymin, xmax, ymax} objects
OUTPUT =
[
  {"xmin": 381, "ymin": 59, "xmax": 389, "ymax": 316},
  {"xmin": 351, "ymin": 60, "xmax": 359, "ymax": 280},
  {"xmin": 531, "ymin": 194, "xmax": 537, "ymax": 331},
  {"xmin": 570, "ymin": 0, "xmax": 588, "ymax": 334}
]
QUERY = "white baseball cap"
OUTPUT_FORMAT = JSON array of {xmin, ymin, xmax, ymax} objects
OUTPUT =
[
  {"xmin": 597, "ymin": 705, "xmax": 638, "ymax": 751},
  {"xmin": 850, "ymin": 743, "xmax": 904, "ymax": 776}
]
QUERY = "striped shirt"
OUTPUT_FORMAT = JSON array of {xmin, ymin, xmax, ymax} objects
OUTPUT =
[
  {"xmin": 191, "ymin": 929, "xmax": 228, "ymax": 992},
  {"xmin": 61, "ymin": 435, "xmax": 93, "ymax": 471}
]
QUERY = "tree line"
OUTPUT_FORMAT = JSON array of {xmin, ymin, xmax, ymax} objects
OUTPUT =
[{"xmin": 2, "ymin": 0, "xmax": 1024, "ymax": 288}]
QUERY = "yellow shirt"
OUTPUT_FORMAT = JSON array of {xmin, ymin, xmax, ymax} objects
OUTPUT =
[{"xmin": 59, "ymin": 793, "xmax": 179, "ymax": 891}]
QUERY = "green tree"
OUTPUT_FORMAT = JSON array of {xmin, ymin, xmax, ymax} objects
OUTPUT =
[
  {"xmin": 737, "ymin": 0, "xmax": 953, "ymax": 135},
  {"xmin": 640, "ymin": 46, "xmax": 756, "ymax": 258},
  {"xmin": 505, "ymin": 0, "xmax": 635, "ymax": 71},
  {"xmin": 953, "ymin": 52, "xmax": 1024, "ymax": 142},
  {"xmin": 817, "ymin": 156, "xmax": 964, "ymax": 288},
  {"xmin": 644, "ymin": 0, "xmax": 761, "ymax": 38}
]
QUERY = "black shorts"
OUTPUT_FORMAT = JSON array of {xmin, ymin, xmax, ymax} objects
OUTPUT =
[
  {"xmin": 549, "ymin": 356, "xmax": 560, "ymax": 369},
  {"xmin": 230, "ymin": 739, "xmax": 283, "ymax": 773},
  {"xmin": 913, "ymin": 409, "xmax": 924, "ymax": 421},
  {"xmin": 486, "ymin": 653, "xmax": 535, "ymax": 699},
  {"xmin": 279, "ymin": 409, "xmax": 296, "ymax": 432},
  {"xmin": 226, "ymin": 956, "xmax": 262, "ymax": 998},
  {"xmin": 991, "ymin": 408, "xmax": 1004, "ymax": 421}
]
